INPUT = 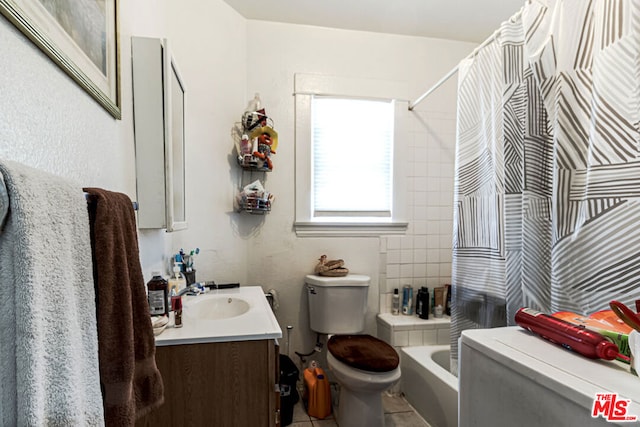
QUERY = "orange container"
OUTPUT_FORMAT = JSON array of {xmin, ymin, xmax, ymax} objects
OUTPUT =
[{"xmin": 303, "ymin": 367, "xmax": 331, "ymax": 419}]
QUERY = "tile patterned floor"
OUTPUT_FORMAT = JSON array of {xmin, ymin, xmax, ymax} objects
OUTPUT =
[{"xmin": 287, "ymin": 392, "xmax": 430, "ymax": 427}]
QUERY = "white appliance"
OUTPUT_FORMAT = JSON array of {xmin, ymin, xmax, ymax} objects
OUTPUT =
[{"xmin": 460, "ymin": 326, "xmax": 640, "ymax": 427}]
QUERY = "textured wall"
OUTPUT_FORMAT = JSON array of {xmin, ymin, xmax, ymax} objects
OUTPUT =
[
  {"xmin": 0, "ymin": 0, "xmax": 248, "ymax": 282},
  {"xmin": 0, "ymin": 1, "xmax": 474, "ymax": 360},
  {"xmin": 0, "ymin": 19, "xmax": 128, "ymax": 190}
]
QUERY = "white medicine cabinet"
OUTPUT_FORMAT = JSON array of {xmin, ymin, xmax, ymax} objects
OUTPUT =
[{"xmin": 131, "ymin": 36, "xmax": 187, "ymax": 232}]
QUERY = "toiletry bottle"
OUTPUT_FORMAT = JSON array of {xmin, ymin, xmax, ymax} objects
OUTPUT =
[
  {"xmin": 168, "ymin": 265, "xmax": 187, "ymax": 295},
  {"xmin": 392, "ymin": 288, "xmax": 400, "ymax": 315},
  {"xmin": 416, "ymin": 287, "xmax": 429, "ymax": 319},
  {"xmin": 434, "ymin": 305, "xmax": 444, "ymax": 318},
  {"xmin": 172, "ymin": 296, "xmax": 183, "ymax": 328},
  {"xmin": 147, "ymin": 271, "xmax": 169, "ymax": 316},
  {"xmin": 241, "ymin": 134, "xmax": 252, "ymax": 156},
  {"xmin": 402, "ymin": 285, "xmax": 413, "ymax": 315},
  {"xmin": 444, "ymin": 284, "xmax": 452, "ymax": 315}
]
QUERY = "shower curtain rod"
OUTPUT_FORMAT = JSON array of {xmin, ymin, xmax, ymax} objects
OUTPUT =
[{"xmin": 408, "ymin": 8, "xmax": 523, "ymax": 111}]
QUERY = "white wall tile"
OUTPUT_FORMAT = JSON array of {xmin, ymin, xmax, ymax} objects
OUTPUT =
[
  {"xmin": 388, "ymin": 278, "xmax": 401, "ymax": 291},
  {"xmin": 387, "ymin": 264, "xmax": 400, "ymax": 279},
  {"xmin": 413, "ymin": 221, "xmax": 428, "ymax": 235},
  {"xmin": 427, "ymin": 263, "xmax": 440, "ymax": 277},
  {"xmin": 379, "ymin": 237, "xmax": 388, "ymax": 253},
  {"xmin": 437, "ymin": 327, "xmax": 451, "ymax": 345},
  {"xmin": 409, "ymin": 330, "xmax": 423, "ymax": 346},
  {"xmin": 439, "ymin": 263, "xmax": 452, "ymax": 277},
  {"xmin": 388, "ymin": 249, "xmax": 401, "ymax": 264},
  {"xmin": 413, "ymin": 263, "xmax": 427, "ymax": 277},
  {"xmin": 401, "ymin": 249, "xmax": 414, "ymax": 264},
  {"xmin": 387, "ymin": 236, "xmax": 402, "ymax": 250},
  {"xmin": 401, "ymin": 236, "xmax": 414, "ymax": 250},
  {"xmin": 400, "ymin": 264, "xmax": 413, "ymax": 278},
  {"xmin": 394, "ymin": 331, "xmax": 409, "ymax": 347},
  {"xmin": 413, "ymin": 249, "xmax": 427, "ymax": 263},
  {"xmin": 414, "ymin": 236, "xmax": 428, "ymax": 249},
  {"xmin": 377, "ymin": 323, "xmax": 392, "ymax": 345},
  {"xmin": 427, "ymin": 249, "xmax": 440, "ymax": 263},
  {"xmin": 423, "ymin": 329, "xmax": 438, "ymax": 345}
]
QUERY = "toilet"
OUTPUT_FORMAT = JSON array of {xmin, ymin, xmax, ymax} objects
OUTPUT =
[{"xmin": 305, "ymin": 274, "xmax": 401, "ymax": 427}]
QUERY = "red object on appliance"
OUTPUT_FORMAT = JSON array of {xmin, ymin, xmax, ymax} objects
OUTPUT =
[{"xmin": 515, "ymin": 307, "xmax": 621, "ymax": 361}]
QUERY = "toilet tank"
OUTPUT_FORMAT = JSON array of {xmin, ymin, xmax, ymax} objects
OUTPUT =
[{"xmin": 305, "ymin": 274, "xmax": 370, "ymax": 334}]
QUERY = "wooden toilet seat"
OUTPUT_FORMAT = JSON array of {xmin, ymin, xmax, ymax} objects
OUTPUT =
[{"xmin": 327, "ymin": 334, "xmax": 399, "ymax": 373}]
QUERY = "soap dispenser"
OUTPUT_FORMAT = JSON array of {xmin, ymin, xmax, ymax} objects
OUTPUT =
[{"xmin": 168, "ymin": 264, "xmax": 187, "ymax": 295}]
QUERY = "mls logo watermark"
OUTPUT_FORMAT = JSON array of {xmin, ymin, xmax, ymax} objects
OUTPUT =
[{"xmin": 592, "ymin": 393, "xmax": 638, "ymax": 422}]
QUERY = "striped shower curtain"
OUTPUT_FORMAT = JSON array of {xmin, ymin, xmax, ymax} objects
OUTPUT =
[{"xmin": 451, "ymin": 0, "xmax": 640, "ymax": 373}]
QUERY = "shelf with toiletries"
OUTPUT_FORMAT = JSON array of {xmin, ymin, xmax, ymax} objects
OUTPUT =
[
  {"xmin": 235, "ymin": 176, "xmax": 273, "ymax": 214},
  {"xmin": 232, "ymin": 94, "xmax": 277, "ymax": 215}
]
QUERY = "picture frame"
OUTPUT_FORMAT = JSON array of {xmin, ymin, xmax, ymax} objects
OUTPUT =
[{"xmin": 0, "ymin": 0, "xmax": 121, "ymax": 119}]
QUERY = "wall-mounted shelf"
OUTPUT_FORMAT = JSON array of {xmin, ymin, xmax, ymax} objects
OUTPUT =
[
  {"xmin": 237, "ymin": 157, "xmax": 273, "ymax": 172},
  {"xmin": 233, "ymin": 95, "xmax": 277, "ymax": 215},
  {"xmin": 236, "ymin": 167, "xmax": 272, "ymax": 215},
  {"xmin": 237, "ymin": 193, "xmax": 272, "ymax": 214}
]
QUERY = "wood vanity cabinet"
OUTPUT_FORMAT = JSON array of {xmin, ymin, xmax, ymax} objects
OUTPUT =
[{"xmin": 136, "ymin": 339, "xmax": 280, "ymax": 427}]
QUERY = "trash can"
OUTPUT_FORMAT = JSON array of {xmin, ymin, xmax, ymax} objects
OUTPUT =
[{"xmin": 279, "ymin": 355, "xmax": 299, "ymax": 426}]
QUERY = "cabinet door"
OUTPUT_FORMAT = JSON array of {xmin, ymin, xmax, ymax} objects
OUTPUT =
[
  {"xmin": 137, "ymin": 340, "xmax": 277, "ymax": 426},
  {"xmin": 131, "ymin": 36, "xmax": 187, "ymax": 232}
]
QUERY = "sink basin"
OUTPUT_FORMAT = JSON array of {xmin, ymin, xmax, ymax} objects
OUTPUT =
[
  {"xmin": 185, "ymin": 295, "xmax": 251, "ymax": 320},
  {"xmin": 155, "ymin": 286, "xmax": 282, "ymax": 346}
]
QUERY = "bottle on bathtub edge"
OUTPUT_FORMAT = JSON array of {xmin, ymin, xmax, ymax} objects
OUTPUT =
[
  {"xmin": 416, "ymin": 287, "xmax": 429, "ymax": 319},
  {"xmin": 402, "ymin": 285, "xmax": 413, "ymax": 315},
  {"xmin": 392, "ymin": 288, "xmax": 400, "ymax": 315}
]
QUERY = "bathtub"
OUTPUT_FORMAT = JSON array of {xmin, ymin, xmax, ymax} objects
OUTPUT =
[{"xmin": 401, "ymin": 345, "xmax": 458, "ymax": 427}]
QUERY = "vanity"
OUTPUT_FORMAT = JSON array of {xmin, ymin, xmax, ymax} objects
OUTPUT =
[{"xmin": 136, "ymin": 286, "xmax": 283, "ymax": 427}]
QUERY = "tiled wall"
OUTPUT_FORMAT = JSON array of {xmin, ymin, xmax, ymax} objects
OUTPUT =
[{"xmin": 379, "ymin": 109, "xmax": 457, "ymax": 312}]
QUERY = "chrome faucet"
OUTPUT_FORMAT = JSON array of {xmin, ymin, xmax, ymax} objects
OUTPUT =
[{"xmin": 176, "ymin": 284, "xmax": 202, "ymax": 297}]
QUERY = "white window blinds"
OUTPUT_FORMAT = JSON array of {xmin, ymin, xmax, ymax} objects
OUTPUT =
[{"xmin": 311, "ymin": 97, "xmax": 394, "ymax": 217}]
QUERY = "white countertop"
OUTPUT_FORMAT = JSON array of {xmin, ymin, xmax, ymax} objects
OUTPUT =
[{"xmin": 155, "ymin": 286, "xmax": 283, "ymax": 346}]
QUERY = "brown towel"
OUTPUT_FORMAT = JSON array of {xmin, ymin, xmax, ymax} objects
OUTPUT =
[{"xmin": 84, "ymin": 188, "xmax": 164, "ymax": 425}]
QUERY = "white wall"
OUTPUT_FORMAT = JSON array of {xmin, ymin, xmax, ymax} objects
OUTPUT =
[
  {"xmin": 243, "ymin": 21, "xmax": 473, "ymax": 355},
  {"xmin": 0, "ymin": 0, "xmax": 248, "ymax": 281},
  {"xmin": 0, "ymin": 1, "xmax": 474, "ymax": 361}
]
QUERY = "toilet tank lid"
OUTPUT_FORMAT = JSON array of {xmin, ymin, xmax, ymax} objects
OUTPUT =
[{"xmin": 305, "ymin": 274, "xmax": 370, "ymax": 287}]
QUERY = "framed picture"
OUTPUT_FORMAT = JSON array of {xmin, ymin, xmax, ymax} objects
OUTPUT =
[{"xmin": 0, "ymin": 0, "xmax": 120, "ymax": 119}]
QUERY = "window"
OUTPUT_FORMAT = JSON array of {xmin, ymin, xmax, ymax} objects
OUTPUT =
[
  {"xmin": 312, "ymin": 97, "xmax": 393, "ymax": 216},
  {"xmin": 294, "ymin": 73, "xmax": 408, "ymax": 237}
]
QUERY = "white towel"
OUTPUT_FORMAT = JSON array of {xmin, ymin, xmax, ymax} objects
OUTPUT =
[{"xmin": 0, "ymin": 160, "xmax": 104, "ymax": 426}]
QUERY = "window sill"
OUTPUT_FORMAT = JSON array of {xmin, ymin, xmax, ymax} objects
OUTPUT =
[{"xmin": 294, "ymin": 221, "xmax": 408, "ymax": 237}]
